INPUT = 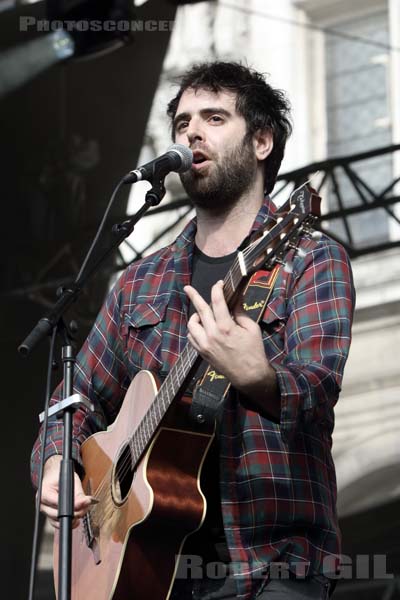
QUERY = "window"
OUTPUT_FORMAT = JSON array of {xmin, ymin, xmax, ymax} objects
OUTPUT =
[{"xmin": 324, "ymin": 9, "xmax": 392, "ymax": 245}]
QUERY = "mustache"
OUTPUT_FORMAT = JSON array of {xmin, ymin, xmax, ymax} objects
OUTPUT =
[{"xmin": 189, "ymin": 143, "xmax": 215, "ymax": 161}]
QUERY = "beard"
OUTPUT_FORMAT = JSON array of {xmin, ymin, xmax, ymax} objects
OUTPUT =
[{"xmin": 179, "ymin": 133, "xmax": 258, "ymax": 215}]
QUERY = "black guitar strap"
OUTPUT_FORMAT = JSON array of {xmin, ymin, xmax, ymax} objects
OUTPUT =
[{"xmin": 189, "ymin": 265, "xmax": 280, "ymax": 427}]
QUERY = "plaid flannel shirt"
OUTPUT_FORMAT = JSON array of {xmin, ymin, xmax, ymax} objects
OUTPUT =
[{"xmin": 31, "ymin": 196, "xmax": 355, "ymax": 599}]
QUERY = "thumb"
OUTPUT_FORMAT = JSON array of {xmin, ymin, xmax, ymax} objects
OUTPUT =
[
  {"xmin": 73, "ymin": 473, "xmax": 93, "ymax": 507},
  {"xmin": 233, "ymin": 312, "xmax": 258, "ymax": 331}
]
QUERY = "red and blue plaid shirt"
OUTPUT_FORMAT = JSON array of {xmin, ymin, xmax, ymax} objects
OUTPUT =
[{"xmin": 31, "ymin": 197, "xmax": 355, "ymax": 599}]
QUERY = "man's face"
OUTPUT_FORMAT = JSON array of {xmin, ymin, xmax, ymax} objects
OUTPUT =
[{"xmin": 173, "ymin": 87, "xmax": 258, "ymax": 213}]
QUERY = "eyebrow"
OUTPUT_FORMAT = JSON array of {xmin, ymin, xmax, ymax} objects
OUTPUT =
[{"xmin": 173, "ymin": 107, "xmax": 232, "ymax": 131}]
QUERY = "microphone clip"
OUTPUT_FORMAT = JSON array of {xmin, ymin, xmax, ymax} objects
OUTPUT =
[{"xmin": 145, "ymin": 177, "xmax": 166, "ymax": 207}]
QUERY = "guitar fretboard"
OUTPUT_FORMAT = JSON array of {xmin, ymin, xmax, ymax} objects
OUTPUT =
[{"xmin": 127, "ymin": 255, "xmax": 243, "ymax": 466}]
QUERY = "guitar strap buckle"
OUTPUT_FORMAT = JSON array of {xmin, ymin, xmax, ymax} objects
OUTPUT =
[{"xmin": 190, "ymin": 383, "xmax": 226, "ymax": 428}]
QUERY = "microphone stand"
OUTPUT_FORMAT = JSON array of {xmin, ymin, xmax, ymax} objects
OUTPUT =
[{"xmin": 20, "ymin": 176, "xmax": 166, "ymax": 600}]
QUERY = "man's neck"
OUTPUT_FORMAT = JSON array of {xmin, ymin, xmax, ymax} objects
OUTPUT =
[{"xmin": 194, "ymin": 192, "xmax": 263, "ymax": 257}]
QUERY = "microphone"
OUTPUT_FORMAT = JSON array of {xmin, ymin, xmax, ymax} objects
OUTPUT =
[{"xmin": 123, "ymin": 144, "xmax": 193, "ymax": 184}]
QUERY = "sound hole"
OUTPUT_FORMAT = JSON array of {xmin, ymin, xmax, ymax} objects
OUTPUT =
[{"xmin": 112, "ymin": 442, "xmax": 135, "ymax": 504}]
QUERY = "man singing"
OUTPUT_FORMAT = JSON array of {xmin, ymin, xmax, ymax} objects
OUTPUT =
[{"xmin": 32, "ymin": 61, "xmax": 355, "ymax": 599}]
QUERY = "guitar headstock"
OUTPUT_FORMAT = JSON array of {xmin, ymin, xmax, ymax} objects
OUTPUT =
[
  {"xmin": 241, "ymin": 183, "xmax": 321, "ymax": 275},
  {"xmin": 277, "ymin": 183, "xmax": 321, "ymax": 219}
]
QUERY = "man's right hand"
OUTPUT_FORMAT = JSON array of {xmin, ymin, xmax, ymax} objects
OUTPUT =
[{"xmin": 39, "ymin": 455, "xmax": 95, "ymax": 529}]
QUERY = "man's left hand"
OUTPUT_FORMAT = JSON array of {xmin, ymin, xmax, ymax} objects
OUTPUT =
[{"xmin": 184, "ymin": 280, "xmax": 277, "ymax": 402}]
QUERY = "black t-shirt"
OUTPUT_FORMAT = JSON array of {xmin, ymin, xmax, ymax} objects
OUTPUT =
[
  {"xmin": 189, "ymin": 245, "xmax": 237, "ymax": 317},
  {"xmin": 186, "ymin": 245, "xmax": 236, "ymax": 563}
]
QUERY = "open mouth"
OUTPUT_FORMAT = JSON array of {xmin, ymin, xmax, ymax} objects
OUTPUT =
[{"xmin": 192, "ymin": 151, "xmax": 211, "ymax": 169}]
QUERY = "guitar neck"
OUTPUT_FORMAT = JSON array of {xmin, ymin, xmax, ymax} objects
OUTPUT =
[
  {"xmin": 127, "ymin": 254, "xmax": 244, "ymax": 466},
  {"xmin": 128, "ymin": 184, "xmax": 321, "ymax": 467}
]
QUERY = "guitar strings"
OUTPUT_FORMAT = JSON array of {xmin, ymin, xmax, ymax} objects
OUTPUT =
[
  {"xmin": 85, "ymin": 341, "xmax": 202, "ymax": 529},
  {"xmin": 82, "ymin": 211, "xmax": 300, "ymax": 530},
  {"xmin": 84, "ymin": 257, "xmax": 245, "ymax": 529},
  {"xmin": 89, "ymin": 234, "xmax": 277, "ymax": 529},
  {"xmin": 84, "ymin": 222, "xmax": 287, "ymax": 529}
]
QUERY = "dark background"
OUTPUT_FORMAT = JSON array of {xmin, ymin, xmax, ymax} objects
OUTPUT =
[{"xmin": 0, "ymin": 1, "xmax": 178, "ymax": 597}]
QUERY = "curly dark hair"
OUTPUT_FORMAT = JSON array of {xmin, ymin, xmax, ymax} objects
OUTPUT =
[{"xmin": 166, "ymin": 61, "xmax": 292, "ymax": 195}]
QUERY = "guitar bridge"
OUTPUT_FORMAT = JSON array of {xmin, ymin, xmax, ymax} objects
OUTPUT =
[
  {"xmin": 83, "ymin": 512, "xmax": 101, "ymax": 565},
  {"xmin": 82, "ymin": 478, "xmax": 102, "ymax": 565},
  {"xmin": 83, "ymin": 512, "xmax": 95, "ymax": 548}
]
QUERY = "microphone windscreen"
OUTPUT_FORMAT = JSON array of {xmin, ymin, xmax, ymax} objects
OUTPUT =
[{"xmin": 168, "ymin": 143, "xmax": 193, "ymax": 172}]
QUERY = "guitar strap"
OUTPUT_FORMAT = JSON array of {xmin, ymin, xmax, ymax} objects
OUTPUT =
[{"xmin": 189, "ymin": 264, "xmax": 281, "ymax": 427}]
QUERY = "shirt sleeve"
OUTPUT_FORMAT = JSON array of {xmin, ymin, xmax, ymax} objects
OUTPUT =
[
  {"xmin": 271, "ymin": 237, "xmax": 355, "ymax": 442},
  {"xmin": 30, "ymin": 272, "xmax": 130, "ymax": 488}
]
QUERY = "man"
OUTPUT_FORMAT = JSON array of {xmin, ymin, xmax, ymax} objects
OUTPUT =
[{"xmin": 32, "ymin": 62, "xmax": 355, "ymax": 599}]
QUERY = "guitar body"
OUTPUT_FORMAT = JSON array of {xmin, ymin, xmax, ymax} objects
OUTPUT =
[{"xmin": 53, "ymin": 370, "xmax": 215, "ymax": 600}]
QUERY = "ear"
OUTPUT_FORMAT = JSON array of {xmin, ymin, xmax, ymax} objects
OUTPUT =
[{"xmin": 253, "ymin": 129, "xmax": 273, "ymax": 161}]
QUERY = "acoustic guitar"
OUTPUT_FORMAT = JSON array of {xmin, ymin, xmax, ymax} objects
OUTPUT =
[{"xmin": 53, "ymin": 184, "xmax": 321, "ymax": 599}]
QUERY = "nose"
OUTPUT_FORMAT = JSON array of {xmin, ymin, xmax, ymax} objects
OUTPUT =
[{"xmin": 186, "ymin": 118, "xmax": 205, "ymax": 145}]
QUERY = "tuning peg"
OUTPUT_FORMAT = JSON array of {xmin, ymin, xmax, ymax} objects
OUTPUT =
[
  {"xmin": 311, "ymin": 230, "xmax": 322, "ymax": 242},
  {"xmin": 274, "ymin": 257, "xmax": 285, "ymax": 266},
  {"xmin": 284, "ymin": 262, "xmax": 293, "ymax": 273},
  {"xmin": 287, "ymin": 241, "xmax": 299, "ymax": 250},
  {"xmin": 296, "ymin": 247, "xmax": 307, "ymax": 259}
]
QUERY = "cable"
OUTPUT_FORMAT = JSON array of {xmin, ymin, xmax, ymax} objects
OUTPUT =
[
  {"xmin": 218, "ymin": 1, "xmax": 400, "ymax": 54},
  {"xmin": 75, "ymin": 178, "xmax": 125, "ymax": 282}
]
